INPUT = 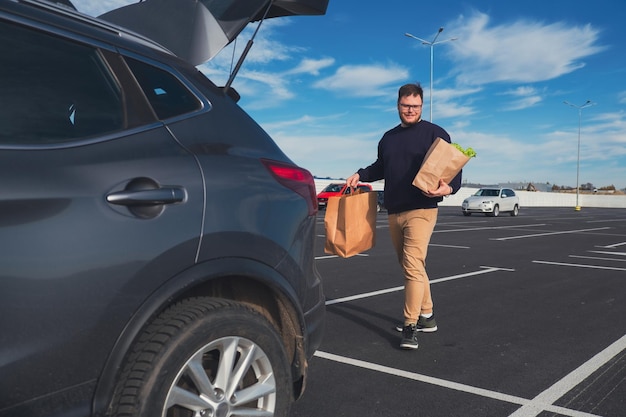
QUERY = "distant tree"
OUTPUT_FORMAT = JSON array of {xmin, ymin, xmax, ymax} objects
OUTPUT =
[{"xmin": 599, "ymin": 185, "xmax": 616, "ymax": 191}]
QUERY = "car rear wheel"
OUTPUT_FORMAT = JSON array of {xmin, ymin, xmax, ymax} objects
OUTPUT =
[
  {"xmin": 510, "ymin": 205, "xmax": 519, "ymax": 217},
  {"xmin": 110, "ymin": 297, "xmax": 292, "ymax": 417}
]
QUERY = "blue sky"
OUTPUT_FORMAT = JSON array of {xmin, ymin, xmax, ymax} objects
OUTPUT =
[{"xmin": 76, "ymin": 1, "xmax": 626, "ymax": 190}]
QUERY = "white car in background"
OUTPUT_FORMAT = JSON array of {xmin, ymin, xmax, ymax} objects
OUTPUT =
[{"xmin": 462, "ymin": 187, "xmax": 520, "ymax": 217}]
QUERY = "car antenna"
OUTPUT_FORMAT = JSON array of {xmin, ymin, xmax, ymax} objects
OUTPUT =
[{"xmin": 223, "ymin": 1, "xmax": 272, "ymax": 97}]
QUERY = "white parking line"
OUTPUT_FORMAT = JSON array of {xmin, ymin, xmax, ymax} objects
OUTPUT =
[
  {"xmin": 314, "ymin": 351, "xmax": 604, "ymax": 417},
  {"xmin": 570, "ymin": 255, "xmax": 626, "ymax": 263},
  {"xmin": 320, "ymin": 272, "xmax": 624, "ymax": 417},
  {"xmin": 314, "ymin": 253, "xmax": 369, "ymax": 260},
  {"xmin": 587, "ymin": 219, "xmax": 626, "ymax": 224},
  {"xmin": 589, "ymin": 250, "xmax": 626, "ymax": 256},
  {"xmin": 532, "ymin": 260, "xmax": 626, "ymax": 272},
  {"xmin": 325, "ymin": 267, "xmax": 514, "ymax": 305},
  {"xmin": 494, "ymin": 227, "xmax": 611, "ymax": 241},
  {"xmin": 314, "ymin": 215, "xmax": 625, "ymax": 416},
  {"xmin": 435, "ymin": 223, "xmax": 547, "ymax": 234},
  {"xmin": 429, "ymin": 243, "xmax": 470, "ymax": 249},
  {"xmin": 325, "ymin": 285, "xmax": 404, "ymax": 305},
  {"xmin": 596, "ymin": 241, "xmax": 626, "ymax": 248},
  {"xmin": 313, "ymin": 243, "xmax": 469, "ymax": 259},
  {"xmin": 508, "ymin": 334, "xmax": 626, "ymax": 417}
]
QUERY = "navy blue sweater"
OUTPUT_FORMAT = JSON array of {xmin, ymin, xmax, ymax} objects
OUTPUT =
[{"xmin": 357, "ymin": 120, "xmax": 462, "ymax": 214}]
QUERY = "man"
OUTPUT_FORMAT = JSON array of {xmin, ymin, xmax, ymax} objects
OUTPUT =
[{"xmin": 346, "ymin": 83, "xmax": 461, "ymax": 350}]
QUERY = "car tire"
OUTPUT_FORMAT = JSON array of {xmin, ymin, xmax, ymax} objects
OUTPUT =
[
  {"xmin": 110, "ymin": 297, "xmax": 293, "ymax": 417},
  {"xmin": 489, "ymin": 204, "xmax": 500, "ymax": 217},
  {"xmin": 511, "ymin": 205, "xmax": 519, "ymax": 217}
]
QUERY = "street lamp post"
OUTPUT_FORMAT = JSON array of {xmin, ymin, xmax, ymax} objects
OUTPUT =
[
  {"xmin": 564, "ymin": 100, "xmax": 595, "ymax": 211},
  {"xmin": 405, "ymin": 27, "xmax": 457, "ymax": 122}
]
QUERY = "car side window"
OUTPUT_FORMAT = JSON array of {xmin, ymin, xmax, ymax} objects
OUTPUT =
[
  {"xmin": 0, "ymin": 21, "xmax": 124, "ymax": 145},
  {"xmin": 124, "ymin": 57, "xmax": 201, "ymax": 120}
]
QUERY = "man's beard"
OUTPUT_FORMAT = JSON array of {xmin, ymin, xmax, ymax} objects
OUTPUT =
[{"xmin": 400, "ymin": 115, "xmax": 421, "ymax": 126}]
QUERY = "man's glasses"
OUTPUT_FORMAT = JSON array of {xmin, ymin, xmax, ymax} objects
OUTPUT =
[{"xmin": 398, "ymin": 103, "xmax": 422, "ymax": 110}]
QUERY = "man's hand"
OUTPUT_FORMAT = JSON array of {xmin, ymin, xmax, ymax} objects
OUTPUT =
[
  {"xmin": 346, "ymin": 173, "xmax": 360, "ymax": 188},
  {"xmin": 424, "ymin": 179, "xmax": 453, "ymax": 198}
]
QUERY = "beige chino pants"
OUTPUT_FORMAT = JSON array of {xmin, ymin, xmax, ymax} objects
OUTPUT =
[{"xmin": 388, "ymin": 208, "xmax": 438, "ymax": 324}]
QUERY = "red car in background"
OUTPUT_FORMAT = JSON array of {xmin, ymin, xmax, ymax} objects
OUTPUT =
[{"xmin": 317, "ymin": 182, "xmax": 373, "ymax": 210}]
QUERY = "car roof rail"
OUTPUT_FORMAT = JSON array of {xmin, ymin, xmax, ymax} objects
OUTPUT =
[{"xmin": 19, "ymin": 0, "xmax": 174, "ymax": 55}]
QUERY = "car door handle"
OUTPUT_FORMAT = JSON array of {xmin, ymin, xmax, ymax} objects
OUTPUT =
[{"xmin": 106, "ymin": 187, "xmax": 186, "ymax": 206}]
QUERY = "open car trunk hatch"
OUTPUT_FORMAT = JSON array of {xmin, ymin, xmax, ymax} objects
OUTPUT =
[{"xmin": 99, "ymin": 0, "xmax": 329, "ymax": 66}]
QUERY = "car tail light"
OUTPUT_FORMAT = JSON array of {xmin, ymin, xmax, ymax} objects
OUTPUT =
[{"xmin": 261, "ymin": 159, "xmax": 318, "ymax": 216}]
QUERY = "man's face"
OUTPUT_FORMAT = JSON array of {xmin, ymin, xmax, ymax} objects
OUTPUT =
[{"xmin": 398, "ymin": 94, "xmax": 423, "ymax": 126}]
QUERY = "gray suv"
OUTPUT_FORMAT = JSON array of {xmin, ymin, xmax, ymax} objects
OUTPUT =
[{"xmin": 0, "ymin": 1, "xmax": 326, "ymax": 416}]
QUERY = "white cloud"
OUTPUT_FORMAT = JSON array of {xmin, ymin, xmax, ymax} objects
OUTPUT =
[
  {"xmin": 448, "ymin": 11, "xmax": 606, "ymax": 86},
  {"xmin": 449, "ymin": 107, "xmax": 626, "ymax": 187},
  {"xmin": 505, "ymin": 95, "xmax": 543, "ymax": 111},
  {"xmin": 313, "ymin": 64, "xmax": 409, "ymax": 97},
  {"xmin": 204, "ymin": 19, "xmax": 303, "ymax": 72},
  {"xmin": 500, "ymin": 86, "xmax": 544, "ymax": 110},
  {"xmin": 198, "ymin": 24, "xmax": 333, "ymax": 108},
  {"xmin": 266, "ymin": 126, "xmax": 381, "ymax": 178},
  {"xmin": 238, "ymin": 21, "xmax": 305, "ymax": 65},
  {"xmin": 242, "ymin": 70, "xmax": 294, "ymax": 100},
  {"xmin": 504, "ymin": 86, "xmax": 538, "ymax": 97},
  {"xmin": 424, "ymin": 86, "xmax": 481, "ymax": 120},
  {"xmin": 261, "ymin": 113, "xmax": 347, "ymax": 130},
  {"xmin": 283, "ymin": 58, "xmax": 335, "ymax": 76}
]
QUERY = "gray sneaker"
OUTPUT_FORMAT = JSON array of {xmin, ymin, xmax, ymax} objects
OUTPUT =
[
  {"xmin": 395, "ymin": 315, "xmax": 438, "ymax": 333},
  {"xmin": 400, "ymin": 324, "xmax": 419, "ymax": 350}
]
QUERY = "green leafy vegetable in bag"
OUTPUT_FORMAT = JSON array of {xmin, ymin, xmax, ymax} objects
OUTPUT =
[{"xmin": 451, "ymin": 143, "xmax": 477, "ymax": 158}]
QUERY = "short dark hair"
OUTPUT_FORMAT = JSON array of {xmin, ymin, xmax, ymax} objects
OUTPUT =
[{"xmin": 398, "ymin": 83, "xmax": 423, "ymax": 103}]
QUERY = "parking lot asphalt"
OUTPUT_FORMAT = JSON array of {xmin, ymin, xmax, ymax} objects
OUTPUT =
[{"xmin": 291, "ymin": 206, "xmax": 626, "ymax": 417}]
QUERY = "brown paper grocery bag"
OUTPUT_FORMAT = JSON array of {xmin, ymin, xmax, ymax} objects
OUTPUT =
[
  {"xmin": 412, "ymin": 137, "xmax": 470, "ymax": 193},
  {"xmin": 324, "ymin": 189, "xmax": 377, "ymax": 258}
]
